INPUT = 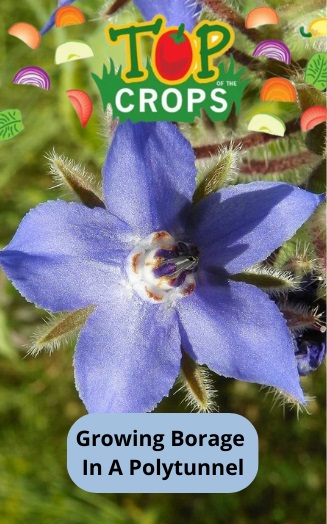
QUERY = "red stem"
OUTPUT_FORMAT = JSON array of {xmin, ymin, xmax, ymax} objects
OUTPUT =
[
  {"xmin": 240, "ymin": 151, "xmax": 317, "ymax": 175},
  {"xmin": 104, "ymin": 0, "xmax": 129, "ymax": 16},
  {"xmin": 193, "ymin": 119, "xmax": 301, "ymax": 159},
  {"xmin": 200, "ymin": 0, "xmax": 261, "ymax": 43}
]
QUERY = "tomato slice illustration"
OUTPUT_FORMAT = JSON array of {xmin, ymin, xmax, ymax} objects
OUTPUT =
[
  {"xmin": 154, "ymin": 23, "xmax": 194, "ymax": 82},
  {"xmin": 301, "ymin": 106, "xmax": 327, "ymax": 132}
]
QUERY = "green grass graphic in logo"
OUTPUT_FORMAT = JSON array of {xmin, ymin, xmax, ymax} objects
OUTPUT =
[{"xmin": 92, "ymin": 57, "xmax": 249, "ymax": 124}]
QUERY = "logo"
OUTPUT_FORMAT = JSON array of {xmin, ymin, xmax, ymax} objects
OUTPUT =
[{"xmin": 92, "ymin": 16, "xmax": 249, "ymax": 123}]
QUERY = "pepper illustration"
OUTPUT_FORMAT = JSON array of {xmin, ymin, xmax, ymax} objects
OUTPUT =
[
  {"xmin": 300, "ymin": 18, "xmax": 327, "ymax": 38},
  {"xmin": 154, "ymin": 23, "xmax": 194, "ymax": 82}
]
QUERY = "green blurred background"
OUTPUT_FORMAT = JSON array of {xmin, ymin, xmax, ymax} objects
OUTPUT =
[{"xmin": 0, "ymin": 1, "xmax": 325, "ymax": 523}]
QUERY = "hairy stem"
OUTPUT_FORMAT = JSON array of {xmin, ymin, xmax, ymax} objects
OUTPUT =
[
  {"xmin": 104, "ymin": 0, "xmax": 129, "ymax": 16},
  {"xmin": 200, "ymin": 0, "xmax": 260, "ymax": 43},
  {"xmin": 193, "ymin": 119, "xmax": 300, "ymax": 159},
  {"xmin": 224, "ymin": 48, "xmax": 262, "ymax": 72},
  {"xmin": 240, "ymin": 151, "xmax": 317, "ymax": 175}
]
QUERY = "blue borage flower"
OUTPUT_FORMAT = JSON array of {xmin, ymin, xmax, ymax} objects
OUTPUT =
[
  {"xmin": 295, "ymin": 337, "xmax": 326, "ymax": 376},
  {"xmin": 40, "ymin": 0, "xmax": 200, "ymax": 34},
  {"xmin": 134, "ymin": 0, "xmax": 201, "ymax": 32},
  {"xmin": 0, "ymin": 121, "xmax": 323, "ymax": 412}
]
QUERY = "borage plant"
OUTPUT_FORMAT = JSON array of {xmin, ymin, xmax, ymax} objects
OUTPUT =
[
  {"xmin": 2, "ymin": 0, "xmax": 326, "ymax": 413},
  {"xmin": 0, "ymin": 120, "xmax": 324, "ymax": 413}
]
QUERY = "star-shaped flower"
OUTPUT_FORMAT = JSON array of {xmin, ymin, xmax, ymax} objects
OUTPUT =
[
  {"xmin": 133, "ymin": 0, "xmax": 200, "ymax": 32},
  {"xmin": 40, "ymin": 0, "xmax": 200, "ymax": 34},
  {"xmin": 0, "ymin": 121, "xmax": 323, "ymax": 412}
]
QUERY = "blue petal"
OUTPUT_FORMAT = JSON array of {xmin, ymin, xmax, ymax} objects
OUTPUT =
[
  {"xmin": 40, "ymin": 0, "xmax": 76, "ymax": 35},
  {"xmin": 134, "ymin": 0, "xmax": 200, "ymax": 31},
  {"xmin": 188, "ymin": 182, "xmax": 323, "ymax": 274},
  {"xmin": 103, "ymin": 121, "xmax": 196, "ymax": 235},
  {"xmin": 177, "ymin": 274, "xmax": 305, "ymax": 402},
  {"xmin": 74, "ymin": 295, "xmax": 181, "ymax": 412},
  {"xmin": 58, "ymin": 0, "xmax": 75, "ymax": 5},
  {"xmin": 0, "ymin": 200, "xmax": 132, "ymax": 312}
]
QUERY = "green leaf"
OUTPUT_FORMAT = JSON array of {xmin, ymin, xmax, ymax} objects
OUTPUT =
[
  {"xmin": 180, "ymin": 351, "xmax": 217, "ymax": 413},
  {"xmin": 30, "ymin": 307, "xmax": 95, "ymax": 356},
  {"xmin": 47, "ymin": 151, "xmax": 105, "ymax": 209},
  {"xmin": 0, "ymin": 109, "xmax": 24, "ymax": 142},
  {"xmin": 305, "ymin": 52, "xmax": 327, "ymax": 91},
  {"xmin": 230, "ymin": 267, "xmax": 298, "ymax": 293},
  {"xmin": 193, "ymin": 144, "xmax": 241, "ymax": 205}
]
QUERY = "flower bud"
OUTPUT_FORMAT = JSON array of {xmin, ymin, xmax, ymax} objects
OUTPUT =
[{"xmin": 295, "ymin": 335, "xmax": 326, "ymax": 376}]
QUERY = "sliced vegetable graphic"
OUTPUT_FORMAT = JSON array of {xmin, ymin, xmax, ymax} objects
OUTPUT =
[
  {"xmin": 253, "ymin": 40, "xmax": 291, "ymax": 64},
  {"xmin": 66, "ymin": 90, "xmax": 93, "ymax": 127},
  {"xmin": 245, "ymin": 7, "xmax": 279, "ymax": 29},
  {"xmin": 55, "ymin": 6, "xmax": 85, "ymax": 28},
  {"xmin": 300, "ymin": 18, "xmax": 327, "ymax": 38},
  {"xmin": 154, "ymin": 23, "xmax": 194, "ymax": 82},
  {"xmin": 248, "ymin": 114, "xmax": 286, "ymax": 136},
  {"xmin": 55, "ymin": 42, "xmax": 94, "ymax": 64},
  {"xmin": 13, "ymin": 66, "xmax": 50, "ymax": 90},
  {"xmin": 305, "ymin": 53, "xmax": 327, "ymax": 91},
  {"xmin": 301, "ymin": 106, "xmax": 327, "ymax": 132},
  {"xmin": 260, "ymin": 78, "xmax": 297, "ymax": 102},
  {"xmin": 0, "ymin": 109, "xmax": 24, "ymax": 141},
  {"xmin": 8, "ymin": 22, "xmax": 41, "ymax": 49},
  {"xmin": 308, "ymin": 18, "xmax": 327, "ymax": 37}
]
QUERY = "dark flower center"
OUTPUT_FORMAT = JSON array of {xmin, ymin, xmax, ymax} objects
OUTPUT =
[{"xmin": 126, "ymin": 231, "xmax": 199, "ymax": 304}]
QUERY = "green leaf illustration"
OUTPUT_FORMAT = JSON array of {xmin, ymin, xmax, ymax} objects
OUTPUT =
[
  {"xmin": 0, "ymin": 109, "xmax": 24, "ymax": 142},
  {"xmin": 305, "ymin": 53, "xmax": 327, "ymax": 91}
]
